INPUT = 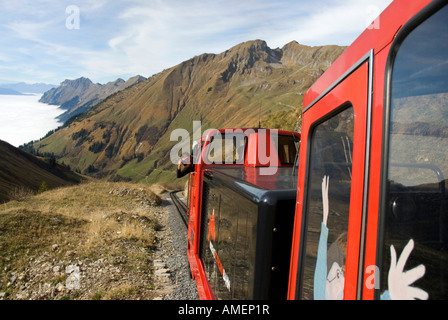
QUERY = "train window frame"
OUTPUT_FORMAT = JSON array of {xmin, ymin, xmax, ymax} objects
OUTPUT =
[
  {"xmin": 275, "ymin": 134, "xmax": 300, "ymax": 166},
  {"xmin": 298, "ymin": 102, "xmax": 355, "ymax": 300},
  {"xmin": 378, "ymin": 0, "xmax": 448, "ymax": 300}
]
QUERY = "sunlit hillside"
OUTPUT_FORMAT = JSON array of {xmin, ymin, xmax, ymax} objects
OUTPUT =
[{"xmin": 31, "ymin": 40, "xmax": 346, "ymax": 184}]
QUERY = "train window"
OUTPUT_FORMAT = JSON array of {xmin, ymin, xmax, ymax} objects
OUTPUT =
[
  {"xmin": 299, "ymin": 105, "xmax": 354, "ymax": 300},
  {"xmin": 205, "ymin": 132, "xmax": 246, "ymax": 164},
  {"xmin": 380, "ymin": 4, "xmax": 448, "ymax": 300},
  {"xmin": 275, "ymin": 134, "xmax": 299, "ymax": 165}
]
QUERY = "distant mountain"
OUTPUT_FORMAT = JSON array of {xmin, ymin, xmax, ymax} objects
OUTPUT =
[
  {"xmin": 0, "ymin": 87, "xmax": 29, "ymax": 96},
  {"xmin": 32, "ymin": 40, "xmax": 346, "ymax": 183},
  {"xmin": 0, "ymin": 82, "xmax": 57, "ymax": 94},
  {"xmin": 0, "ymin": 139, "xmax": 83, "ymax": 203},
  {"xmin": 40, "ymin": 75, "xmax": 147, "ymax": 123}
]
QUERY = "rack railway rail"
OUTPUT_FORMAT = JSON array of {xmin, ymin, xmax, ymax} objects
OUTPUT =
[{"xmin": 169, "ymin": 190, "xmax": 188, "ymax": 228}]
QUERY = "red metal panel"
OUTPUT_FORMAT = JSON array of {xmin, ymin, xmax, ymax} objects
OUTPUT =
[{"xmin": 289, "ymin": 0, "xmax": 435, "ymax": 300}]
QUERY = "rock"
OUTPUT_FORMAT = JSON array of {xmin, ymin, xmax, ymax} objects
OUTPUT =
[
  {"xmin": 65, "ymin": 250, "xmax": 75, "ymax": 257},
  {"xmin": 153, "ymin": 260, "xmax": 165, "ymax": 268},
  {"xmin": 65, "ymin": 265, "xmax": 79, "ymax": 274},
  {"xmin": 109, "ymin": 187, "xmax": 162, "ymax": 207},
  {"xmin": 66, "ymin": 271, "xmax": 81, "ymax": 290},
  {"xmin": 155, "ymin": 268, "xmax": 171, "ymax": 275},
  {"xmin": 16, "ymin": 293, "xmax": 26, "ymax": 300},
  {"xmin": 55, "ymin": 283, "xmax": 65, "ymax": 292}
]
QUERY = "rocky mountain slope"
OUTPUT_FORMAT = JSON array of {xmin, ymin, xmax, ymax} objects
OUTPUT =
[
  {"xmin": 40, "ymin": 75, "xmax": 146, "ymax": 123},
  {"xmin": 32, "ymin": 40, "xmax": 346, "ymax": 183},
  {"xmin": 0, "ymin": 139, "xmax": 83, "ymax": 203}
]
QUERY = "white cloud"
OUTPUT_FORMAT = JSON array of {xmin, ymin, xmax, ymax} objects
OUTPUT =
[
  {"xmin": 0, "ymin": 0, "xmax": 393, "ymax": 84},
  {"xmin": 270, "ymin": 0, "xmax": 392, "ymax": 47},
  {"xmin": 98, "ymin": 0, "xmax": 392, "ymax": 79},
  {"xmin": 0, "ymin": 94, "xmax": 63, "ymax": 146},
  {"xmin": 104, "ymin": 0, "xmax": 274, "ymax": 74}
]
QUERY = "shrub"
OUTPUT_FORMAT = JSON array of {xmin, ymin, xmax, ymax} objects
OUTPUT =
[{"xmin": 38, "ymin": 181, "xmax": 48, "ymax": 194}]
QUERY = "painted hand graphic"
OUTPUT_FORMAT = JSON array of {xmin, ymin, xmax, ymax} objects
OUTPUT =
[
  {"xmin": 322, "ymin": 175, "xmax": 329, "ymax": 227},
  {"xmin": 387, "ymin": 239, "xmax": 428, "ymax": 300}
]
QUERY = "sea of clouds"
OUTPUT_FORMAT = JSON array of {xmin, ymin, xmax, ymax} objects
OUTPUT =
[{"xmin": 0, "ymin": 94, "xmax": 63, "ymax": 147}]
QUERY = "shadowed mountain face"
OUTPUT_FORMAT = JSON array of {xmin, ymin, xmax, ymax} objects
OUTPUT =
[
  {"xmin": 40, "ymin": 75, "xmax": 146, "ymax": 123},
  {"xmin": 0, "ymin": 140, "xmax": 83, "ymax": 203},
  {"xmin": 32, "ymin": 40, "xmax": 346, "ymax": 183}
]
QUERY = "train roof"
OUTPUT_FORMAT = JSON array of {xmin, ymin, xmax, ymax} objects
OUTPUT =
[{"xmin": 208, "ymin": 166, "xmax": 297, "ymax": 189}]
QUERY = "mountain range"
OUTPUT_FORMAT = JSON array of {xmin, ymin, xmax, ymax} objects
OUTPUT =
[
  {"xmin": 0, "ymin": 82, "xmax": 56, "ymax": 94},
  {"xmin": 0, "ymin": 88, "xmax": 29, "ymax": 96},
  {"xmin": 39, "ymin": 75, "xmax": 147, "ymax": 123},
  {"xmin": 30, "ymin": 40, "xmax": 346, "ymax": 184}
]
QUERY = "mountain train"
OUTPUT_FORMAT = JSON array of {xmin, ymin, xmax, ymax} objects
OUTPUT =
[{"xmin": 179, "ymin": 0, "xmax": 447, "ymax": 300}]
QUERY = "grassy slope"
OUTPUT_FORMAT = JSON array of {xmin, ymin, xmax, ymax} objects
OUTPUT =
[
  {"xmin": 0, "ymin": 140, "xmax": 84, "ymax": 203},
  {"xmin": 0, "ymin": 181, "xmax": 164, "ymax": 300}
]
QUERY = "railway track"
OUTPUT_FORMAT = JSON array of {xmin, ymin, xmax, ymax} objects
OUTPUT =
[{"xmin": 169, "ymin": 190, "xmax": 188, "ymax": 228}]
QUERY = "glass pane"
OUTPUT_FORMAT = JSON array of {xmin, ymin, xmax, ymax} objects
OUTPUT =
[
  {"xmin": 381, "ymin": 5, "xmax": 448, "ymax": 300},
  {"xmin": 300, "ymin": 105, "xmax": 354, "ymax": 300},
  {"xmin": 276, "ymin": 134, "xmax": 299, "ymax": 165},
  {"xmin": 205, "ymin": 131, "xmax": 246, "ymax": 164}
]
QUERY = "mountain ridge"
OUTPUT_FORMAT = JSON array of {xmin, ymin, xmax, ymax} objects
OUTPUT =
[
  {"xmin": 40, "ymin": 75, "xmax": 147, "ymax": 123},
  {"xmin": 32, "ymin": 40, "xmax": 346, "ymax": 183},
  {"xmin": 0, "ymin": 82, "xmax": 56, "ymax": 94},
  {"xmin": 0, "ymin": 87, "xmax": 29, "ymax": 96}
]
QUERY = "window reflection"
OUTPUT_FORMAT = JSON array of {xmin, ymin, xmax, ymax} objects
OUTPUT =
[
  {"xmin": 299, "ymin": 106, "xmax": 354, "ymax": 300},
  {"xmin": 382, "ymin": 4, "xmax": 448, "ymax": 300}
]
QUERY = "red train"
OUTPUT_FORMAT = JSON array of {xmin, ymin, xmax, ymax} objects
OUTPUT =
[
  {"xmin": 183, "ymin": 0, "xmax": 447, "ymax": 300},
  {"xmin": 185, "ymin": 128, "xmax": 300, "ymax": 299}
]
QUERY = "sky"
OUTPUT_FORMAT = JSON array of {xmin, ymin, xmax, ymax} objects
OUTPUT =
[{"xmin": 0, "ymin": 0, "xmax": 392, "ymax": 86}]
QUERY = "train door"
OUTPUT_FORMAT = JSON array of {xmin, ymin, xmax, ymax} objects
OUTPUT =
[
  {"xmin": 374, "ymin": 2, "xmax": 448, "ymax": 300},
  {"xmin": 290, "ymin": 54, "xmax": 373, "ymax": 300}
]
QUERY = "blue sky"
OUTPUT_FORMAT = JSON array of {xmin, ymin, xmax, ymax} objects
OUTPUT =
[{"xmin": 0, "ymin": 0, "xmax": 392, "ymax": 85}]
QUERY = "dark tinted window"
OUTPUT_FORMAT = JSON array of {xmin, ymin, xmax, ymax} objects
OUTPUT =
[
  {"xmin": 276, "ymin": 134, "xmax": 299, "ymax": 165},
  {"xmin": 299, "ymin": 105, "xmax": 354, "ymax": 300},
  {"xmin": 381, "ymin": 4, "xmax": 448, "ymax": 300}
]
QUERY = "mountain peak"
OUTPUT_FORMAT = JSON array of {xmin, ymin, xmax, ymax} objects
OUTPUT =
[
  {"xmin": 39, "ymin": 75, "xmax": 147, "ymax": 122},
  {"xmin": 233, "ymin": 39, "xmax": 268, "ymax": 50},
  {"xmin": 33, "ymin": 39, "xmax": 346, "ymax": 182},
  {"xmin": 281, "ymin": 41, "xmax": 347, "ymax": 68},
  {"xmin": 60, "ymin": 77, "xmax": 94, "ymax": 88}
]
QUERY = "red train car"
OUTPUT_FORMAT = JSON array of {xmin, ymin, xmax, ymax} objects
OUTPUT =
[
  {"xmin": 186, "ymin": 128, "xmax": 300, "ymax": 299},
  {"xmin": 288, "ymin": 0, "xmax": 448, "ymax": 300},
  {"xmin": 184, "ymin": 0, "xmax": 447, "ymax": 301}
]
